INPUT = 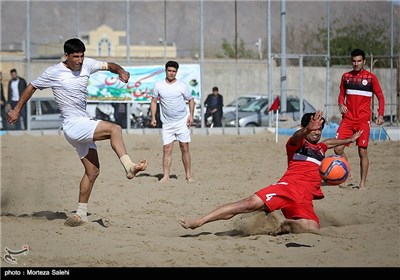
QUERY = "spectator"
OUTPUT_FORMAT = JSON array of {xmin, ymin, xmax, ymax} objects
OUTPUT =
[
  {"xmin": 204, "ymin": 86, "xmax": 223, "ymax": 127},
  {"xmin": 113, "ymin": 103, "xmax": 128, "ymax": 129},
  {"xmin": 8, "ymin": 69, "xmax": 27, "ymax": 130},
  {"xmin": 0, "ymin": 71, "xmax": 8, "ymax": 130}
]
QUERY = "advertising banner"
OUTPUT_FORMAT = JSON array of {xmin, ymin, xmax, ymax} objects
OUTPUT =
[{"xmin": 87, "ymin": 64, "xmax": 201, "ymax": 103}]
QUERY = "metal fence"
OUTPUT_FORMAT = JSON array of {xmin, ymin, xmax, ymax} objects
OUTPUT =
[{"xmin": 1, "ymin": 0, "xmax": 399, "ymax": 129}]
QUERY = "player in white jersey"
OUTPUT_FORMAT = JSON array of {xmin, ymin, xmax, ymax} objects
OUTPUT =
[
  {"xmin": 7, "ymin": 38, "xmax": 148, "ymax": 227},
  {"xmin": 150, "ymin": 61, "xmax": 195, "ymax": 183}
]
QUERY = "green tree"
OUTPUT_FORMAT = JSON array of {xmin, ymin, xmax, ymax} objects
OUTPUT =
[
  {"xmin": 218, "ymin": 38, "xmax": 256, "ymax": 59},
  {"xmin": 317, "ymin": 19, "xmax": 396, "ymax": 67}
]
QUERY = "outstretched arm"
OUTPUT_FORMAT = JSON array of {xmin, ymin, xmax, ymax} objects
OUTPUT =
[{"xmin": 323, "ymin": 130, "xmax": 362, "ymax": 149}]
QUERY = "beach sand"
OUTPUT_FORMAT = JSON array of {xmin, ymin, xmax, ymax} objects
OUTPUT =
[{"xmin": 1, "ymin": 131, "xmax": 399, "ymax": 268}]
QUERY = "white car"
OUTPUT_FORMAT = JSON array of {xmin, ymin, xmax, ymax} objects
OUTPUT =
[
  {"xmin": 223, "ymin": 94, "xmax": 266, "ymax": 114},
  {"xmin": 193, "ymin": 95, "xmax": 263, "ymax": 127},
  {"xmin": 224, "ymin": 95, "xmax": 317, "ymax": 127}
]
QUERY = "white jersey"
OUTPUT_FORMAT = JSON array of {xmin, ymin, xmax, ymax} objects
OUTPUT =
[
  {"xmin": 31, "ymin": 57, "xmax": 103, "ymax": 121},
  {"xmin": 152, "ymin": 79, "xmax": 193, "ymax": 124}
]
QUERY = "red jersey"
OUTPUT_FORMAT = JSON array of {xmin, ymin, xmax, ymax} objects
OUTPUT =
[
  {"xmin": 279, "ymin": 138, "xmax": 328, "ymax": 199},
  {"xmin": 338, "ymin": 68, "xmax": 385, "ymax": 122}
]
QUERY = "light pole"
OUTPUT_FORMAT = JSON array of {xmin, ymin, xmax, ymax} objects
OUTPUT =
[
  {"xmin": 164, "ymin": 0, "xmax": 167, "ymax": 61},
  {"xmin": 26, "ymin": 0, "xmax": 31, "ymax": 130},
  {"xmin": 234, "ymin": 0, "xmax": 238, "ymax": 128},
  {"xmin": 76, "ymin": 0, "xmax": 80, "ymax": 38}
]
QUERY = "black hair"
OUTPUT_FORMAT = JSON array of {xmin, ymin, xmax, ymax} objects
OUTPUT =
[
  {"xmin": 301, "ymin": 112, "xmax": 325, "ymax": 130},
  {"xmin": 165, "ymin": 61, "xmax": 179, "ymax": 70},
  {"xmin": 351, "ymin": 48, "xmax": 365, "ymax": 60},
  {"xmin": 64, "ymin": 38, "xmax": 86, "ymax": 55},
  {"xmin": 212, "ymin": 86, "xmax": 218, "ymax": 91}
]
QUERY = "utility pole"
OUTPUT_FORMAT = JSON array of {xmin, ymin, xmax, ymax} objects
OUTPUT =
[
  {"xmin": 280, "ymin": 0, "xmax": 287, "ymax": 114},
  {"xmin": 397, "ymin": 52, "xmax": 400, "ymax": 125}
]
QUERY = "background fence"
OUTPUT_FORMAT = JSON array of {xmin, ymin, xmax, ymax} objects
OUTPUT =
[{"xmin": 1, "ymin": 0, "xmax": 399, "ymax": 128}]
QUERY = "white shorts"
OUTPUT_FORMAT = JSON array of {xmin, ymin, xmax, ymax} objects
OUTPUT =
[
  {"xmin": 63, "ymin": 117, "xmax": 101, "ymax": 159},
  {"xmin": 162, "ymin": 117, "xmax": 191, "ymax": 145}
]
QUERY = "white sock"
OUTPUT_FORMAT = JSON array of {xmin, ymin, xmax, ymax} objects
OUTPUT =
[
  {"xmin": 120, "ymin": 155, "xmax": 134, "ymax": 172},
  {"xmin": 76, "ymin": 203, "xmax": 88, "ymax": 222}
]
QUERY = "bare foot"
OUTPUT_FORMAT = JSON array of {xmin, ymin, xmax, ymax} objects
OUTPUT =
[
  {"xmin": 179, "ymin": 218, "xmax": 200, "ymax": 230},
  {"xmin": 126, "ymin": 159, "xmax": 148, "ymax": 179},
  {"xmin": 159, "ymin": 176, "xmax": 169, "ymax": 183},
  {"xmin": 186, "ymin": 176, "xmax": 194, "ymax": 183}
]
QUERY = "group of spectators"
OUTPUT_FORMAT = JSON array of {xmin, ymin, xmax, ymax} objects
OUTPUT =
[{"xmin": 1, "ymin": 69, "xmax": 27, "ymax": 130}]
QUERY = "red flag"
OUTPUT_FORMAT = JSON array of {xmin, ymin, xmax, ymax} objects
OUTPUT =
[{"xmin": 268, "ymin": 96, "xmax": 280, "ymax": 112}]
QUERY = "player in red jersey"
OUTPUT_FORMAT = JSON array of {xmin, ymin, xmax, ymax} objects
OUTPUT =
[
  {"xmin": 180, "ymin": 111, "xmax": 361, "ymax": 235},
  {"xmin": 334, "ymin": 49, "xmax": 385, "ymax": 190}
]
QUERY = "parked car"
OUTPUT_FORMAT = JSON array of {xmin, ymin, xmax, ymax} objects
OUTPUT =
[
  {"xmin": 29, "ymin": 97, "xmax": 63, "ymax": 130},
  {"xmin": 224, "ymin": 95, "xmax": 316, "ymax": 127},
  {"xmin": 2, "ymin": 98, "xmax": 155, "ymax": 131},
  {"xmin": 193, "ymin": 95, "xmax": 263, "ymax": 127},
  {"xmin": 223, "ymin": 94, "xmax": 266, "ymax": 114}
]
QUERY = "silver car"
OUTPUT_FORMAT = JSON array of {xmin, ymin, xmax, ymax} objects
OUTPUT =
[
  {"xmin": 224, "ymin": 95, "xmax": 316, "ymax": 127},
  {"xmin": 223, "ymin": 94, "xmax": 266, "ymax": 114},
  {"xmin": 29, "ymin": 97, "xmax": 63, "ymax": 130}
]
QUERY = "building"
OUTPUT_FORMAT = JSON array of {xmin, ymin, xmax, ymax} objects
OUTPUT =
[{"xmin": 36, "ymin": 24, "xmax": 177, "ymax": 59}]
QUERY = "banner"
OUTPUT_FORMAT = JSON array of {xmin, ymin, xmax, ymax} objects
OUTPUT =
[{"xmin": 87, "ymin": 64, "xmax": 201, "ymax": 103}]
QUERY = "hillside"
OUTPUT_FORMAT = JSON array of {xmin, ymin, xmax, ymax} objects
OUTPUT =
[{"xmin": 1, "ymin": 0, "xmax": 398, "ymax": 58}]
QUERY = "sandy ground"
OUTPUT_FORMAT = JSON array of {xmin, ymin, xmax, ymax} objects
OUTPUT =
[{"xmin": 0, "ymin": 130, "xmax": 399, "ymax": 268}]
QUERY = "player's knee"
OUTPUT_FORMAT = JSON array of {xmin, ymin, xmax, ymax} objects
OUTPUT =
[
  {"xmin": 242, "ymin": 195, "xmax": 263, "ymax": 211},
  {"xmin": 358, "ymin": 148, "xmax": 368, "ymax": 158},
  {"xmin": 112, "ymin": 123, "xmax": 123, "ymax": 134},
  {"xmin": 87, "ymin": 167, "xmax": 100, "ymax": 181}
]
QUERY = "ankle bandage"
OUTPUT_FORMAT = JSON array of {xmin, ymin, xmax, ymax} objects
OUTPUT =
[{"xmin": 120, "ymin": 155, "xmax": 134, "ymax": 172}]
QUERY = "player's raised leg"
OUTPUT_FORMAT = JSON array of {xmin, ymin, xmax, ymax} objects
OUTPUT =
[{"xmin": 93, "ymin": 120, "xmax": 147, "ymax": 179}]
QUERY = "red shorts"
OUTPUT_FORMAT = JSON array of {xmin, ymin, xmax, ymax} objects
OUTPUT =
[
  {"xmin": 255, "ymin": 182, "xmax": 319, "ymax": 225},
  {"xmin": 336, "ymin": 118, "xmax": 371, "ymax": 148}
]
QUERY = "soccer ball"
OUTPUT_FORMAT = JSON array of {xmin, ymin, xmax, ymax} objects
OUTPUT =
[{"xmin": 319, "ymin": 155, "xmax": 350, "ymax": 186}]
